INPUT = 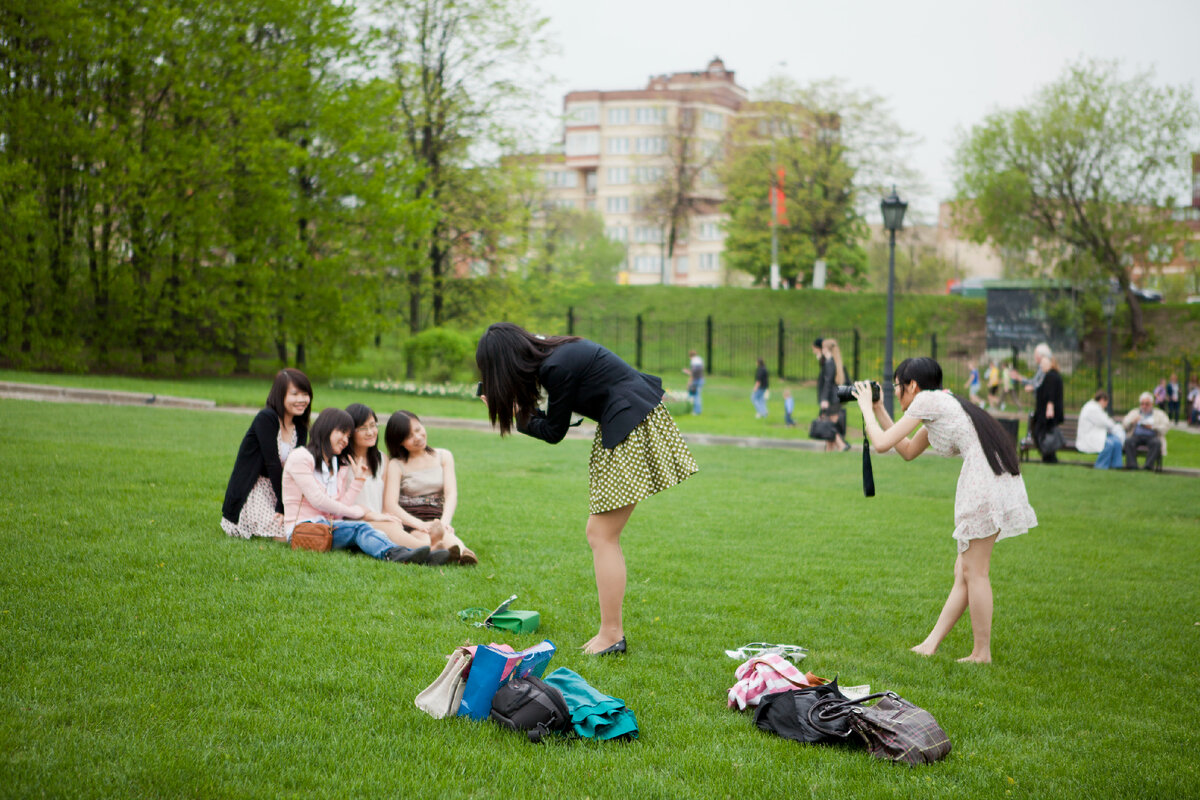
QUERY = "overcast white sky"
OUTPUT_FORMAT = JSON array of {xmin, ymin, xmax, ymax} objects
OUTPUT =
[{"xmin": 528, "ymin": 0, "xmax": 1200, "ymax": 218}]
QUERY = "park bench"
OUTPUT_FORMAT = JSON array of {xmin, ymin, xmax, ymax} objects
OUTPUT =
[{"xmin": 1019, "ymin": 413, "xmax": 1164, "ymax": 471}]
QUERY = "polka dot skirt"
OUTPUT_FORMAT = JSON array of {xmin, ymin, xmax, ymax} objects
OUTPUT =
[
  {"xmin": 220, "ymin": 476, "xmax": 284, "ymax": 539},
  {"xmin": 588, "ymin": 403, "xmax": 698, "ymax": 514}
]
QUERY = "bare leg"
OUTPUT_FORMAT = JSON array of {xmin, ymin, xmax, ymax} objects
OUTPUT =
[
  {"xmin": 912, "ymin": 553, "xmax": 968, "ymax": 656},
  {"xmin": 372, "ymin": 519, "xmax": 430, "ymax": 549},
  {"xmin": 956, "ymin": 534, "xmax": 997, "ymax": 663},
  {"xmin": 581, "ymin": 503, "xmax": 636, "ymax": 654}
]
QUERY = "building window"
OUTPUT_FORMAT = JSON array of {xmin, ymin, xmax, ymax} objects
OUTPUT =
[
  {"xmin": 633, "ymin": 255, "xmax": 662, "ymax": 273},
  {"xmin": 554, "ymin": 198, "xmax": 575, "ymax": 209},
  {"xmin": 635, "ymin": 136, "xmax": 667, "ymax": 155},
  {"xmin": 606, "ymin": 167, "xmax": 629, "ymax": 185},
  {"xmin": 606, "ymin": 226, "xmax": 628, "ymax": 242},
  {"xmin": 635, "ymin": 106, "xmax": 666, "ymax": 124},
  {"xmin": 702, "ymin": 111, "xmax": 723, "ymax": 130},
  {"xmin": 567, "ymin": 103, "xmax": 598, "ymax": 125},
  {"xmin": 698, "ymin": 222, "xmax": 721, "ymax": 241},
  {"xmin": 607, "ymin": 107, "xmax": 630, "ymax": 125},
  {"xmin": 543, "ymin": 171, "xmax": 578, "ymax": 188},
  {"xmin": 635, "ymin": 166, "xmax": 664, "ymax": 184},
  {"xmin": 566, "ymin": 132, "xmax": 599, "ymax": 156},
  {"xmin": 607, "ymin": 137, "xmax": 630, "ymax": 155},
  {"xmin": 633, "ymin": 226, "xmax": 662, "ymax": 243},
  {"xmin": 698, "ymin": 253, "xmax": 720, "ymax": 271},
  {"xmin": 605, "ymin": 196, "xmax": 629, "ymax": 213},
  {"xmin": 676, "ymin": 256, "xmax": 689, "ymax": 274}
]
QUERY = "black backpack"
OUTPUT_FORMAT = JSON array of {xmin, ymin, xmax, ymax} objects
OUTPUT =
[{"xmin": 488, "ymin": 675, "xmax": 571, "ymax": 743}]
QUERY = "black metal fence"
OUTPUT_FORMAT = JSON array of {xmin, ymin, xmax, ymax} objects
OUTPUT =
[{"xmin": 565, "ymin": 309, "xmax": 1197, "ymax": 418}]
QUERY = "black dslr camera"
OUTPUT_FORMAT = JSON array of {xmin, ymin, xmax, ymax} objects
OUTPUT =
[{"xmin": 835, "ymin": 381, "xmax": 880, "ymax": 403}]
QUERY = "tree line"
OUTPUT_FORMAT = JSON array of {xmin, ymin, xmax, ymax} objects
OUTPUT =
[{"xmin": 0, "ymin": 0, "xmax": 600, "ymax": 375}]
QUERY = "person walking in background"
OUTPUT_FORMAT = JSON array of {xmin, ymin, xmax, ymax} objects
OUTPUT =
[
  {"xmin": 1032, "ymin": 354, "xmax": 1064, "ymax": 463},
  {"xmin": 1122, "ymin": 392, "xmax": 1169, "ymax": 470},
  {"xmin": 1024, "ymin": 343, "xmax": 1052, "ymax": 396},
  {"xmin": 1166, "ymin": 373, "xmax": 1181, "ymax": 422},
  {"xmin": 965, "ymin": 360, "xmax": 982, "ymax": 405},
  {"xmin": 476, "ymin": 323, "xmax": 698, "ymax": 655},
  {"xmin": 813, "ymin": 338, "xmax": 827, "ymax": 414},
  {"xmin": 752, "ymin": 357, "xmax": 769, "ymax": 418},
  {"xmin": 783, "ymin": 389, "xmax": 796, "ymax": 427},
  {"xmin": 683, "ymin": 350, "xmax": 705, "ymax": 415},
  {"xmin": 1153, "ymin": 378, "xmax": 1168, "ymax": 413},
  {"xmin": 986, "ymin": 360, "xmax": 1002, "ymax": 409},
  {"xmin": 220, "ymin": 368, "xmax": 312, "ymax": 541},
  {"xmin": 852, "ymin": 357, "xmax": 1037, "ymax": 663},
  {"xmin": 1077, "ymin": 391, "xmax": 1125, "ymax": 469},
  {"xmin": 820, "ymin": 339, "xmax": 851, "ymax": 451}
]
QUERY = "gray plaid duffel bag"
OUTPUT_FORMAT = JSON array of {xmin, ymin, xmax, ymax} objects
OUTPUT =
[{"xmin": 810, "ymin": 691, "xmax": 951, "ymax": 765}]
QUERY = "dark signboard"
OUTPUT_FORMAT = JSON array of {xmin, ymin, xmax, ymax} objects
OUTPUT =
[{"xmin": 986, "ymin": 287, "xmax": 1077, "ymax": 353}]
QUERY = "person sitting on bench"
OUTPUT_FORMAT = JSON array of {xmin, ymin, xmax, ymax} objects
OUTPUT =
[{"xmin": 1122, "ymin": 392, "xmax": 1169, "ymax": 471}]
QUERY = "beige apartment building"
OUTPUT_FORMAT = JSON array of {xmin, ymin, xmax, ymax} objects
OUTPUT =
[{"xmin": 536, "ymin": 58, "xmax": 748, "ymax": 286}]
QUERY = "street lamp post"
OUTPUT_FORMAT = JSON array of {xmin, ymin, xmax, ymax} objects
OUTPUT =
[
  {"xmin": 1102, "ymin": 290, "xmax": 1117, "ymax": 404},
  {"xmin": 880, "ymin": 187, "xmax": 908, "ymax": 417}
]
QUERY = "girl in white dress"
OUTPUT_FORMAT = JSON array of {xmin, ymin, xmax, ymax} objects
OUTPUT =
[{"xmin": 853, "ymin": 357, "xmax": 1037, "ymax": 663}]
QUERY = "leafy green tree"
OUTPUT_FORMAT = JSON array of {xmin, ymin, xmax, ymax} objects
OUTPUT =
[
  {"xmin": 720, "ymin": 77, "xmax": 916, "ymax": 288},
  {"xmin": 369, "ymin": 0, "xmax": 552, "ymax": 347},
  {"xmin": 953, "ymin": 59, "xmax": 1200, "ymax": 343},
  {"xmin": 526, "ymin": 207, "xmax": 626, "ymax": 285}
]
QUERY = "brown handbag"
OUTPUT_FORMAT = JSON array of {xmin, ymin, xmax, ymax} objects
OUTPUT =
[{"xmin": 291, "ymin": 522, "xmax": 332, "ymax": 552}]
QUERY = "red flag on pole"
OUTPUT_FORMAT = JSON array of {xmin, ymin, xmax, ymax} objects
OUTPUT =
[{"xmin": 775, "ymin": 167, "xmax": 787, "ymax": 225}]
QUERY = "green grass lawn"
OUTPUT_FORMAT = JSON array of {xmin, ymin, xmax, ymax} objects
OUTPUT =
[{"xmin": 1, "ymin": 398, "xmax": 1197, "ymax": 798}]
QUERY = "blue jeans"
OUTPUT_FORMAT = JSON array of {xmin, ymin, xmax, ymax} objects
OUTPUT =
[
  {"xmin": 752, "ymin": 388, "xmax": 768, "ymax": 417},
  {"xmin": 301, "ymin": 518, "xmax": 397, "ymax": 560},
  {"xmin": 691, "ymin": 378, "xmax": 704, "ymax": 414},
  {"xmin": 1094, "ymin": 434, "xmax": 1123, "ymax": 469}
]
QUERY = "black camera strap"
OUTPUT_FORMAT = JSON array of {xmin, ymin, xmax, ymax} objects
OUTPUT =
[{"xmin": 862, "ymin": 440, "xmax": 875, "ymax": 497}]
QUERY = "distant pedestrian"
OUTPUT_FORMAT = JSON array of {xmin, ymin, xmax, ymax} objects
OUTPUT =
[
  {"xmin": 965, "ymin": 360, "xmax": 982, "ymax": 405},
  {"xmin": 783, "ymin": 389, "xmax": 796, "ymax": 427},
  {"xmin": 986, "ymin": 360, "xmax": 1002, "ymax": 409},
  {"xmin": 683, "ymin": 350, "xmax": 705, "ymax": 415},
  {"xmin": 1167, "ymin": 373, "xmax": 1181, "ymax": 421},
  {"xmin": 752, "ymin": 358, "xmax": 769, "ymax": 418},
  {"xmin": 1153, "ymin": 378, "xmax": 1168, "ymax": 412},
  {"xmin": 813, "ymin": 338, "xmax": 827, "ymax": 414}
]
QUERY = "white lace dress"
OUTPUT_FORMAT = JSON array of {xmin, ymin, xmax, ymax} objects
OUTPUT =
[{"xmin": 903, "ymin": 390, "xmax": 1038, "ymax": 552}]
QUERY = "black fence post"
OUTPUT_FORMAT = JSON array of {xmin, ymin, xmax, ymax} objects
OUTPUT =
[
  {"xmin": 705, "ymin": 315, "xmax": 713, "ymax": 376},
  {"xmin": 777, "ymin": 319, "xmax": 785, "ymax": 378},
  {"xmin": 853, "ymin": 329, "xmax": 860, "ymax": 382},
  {"xmin": 636, "ymin": 314, "xmax": 643, "ymax": 370},
  {"xmin": 1095, "ymin": 350, "xmax": 1103, "ymax": 388},
  {"xmin": 567, "ymin": 307, "xmax": 574, "ymax": 336},
  {"xmin": 931, "ymin": 332, "xmax": 938, "ymax": 362}
]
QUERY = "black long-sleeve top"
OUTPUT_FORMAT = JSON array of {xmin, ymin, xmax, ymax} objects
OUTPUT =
[
  {"xmin": 221, "ymin": 408, "xmax": 307, "ymax": 521},
  {"xmin": 517, "ymin": 339, "xmax": 665, "ymax": 450}
]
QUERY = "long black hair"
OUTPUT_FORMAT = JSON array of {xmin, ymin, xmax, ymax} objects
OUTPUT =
[
  {"xmin": 895, "ymin": 357, "xmax": 1020, "ymax": 476},
  {"xmin": 265, "ymin": 368, "xmax": 312, "ymax": 442},
  {"xmin": 384, "ymin": 410, "xmax": 436, "ymax": 462},
  {"xmin": 475, "ymin": 322, "xmax": 581, "ymax": 436},
  {"xmin": 306, "ymin": 408, "xmax": 354, "ymax": 470},
  {"xmin": 345, "ymin": 403, "xmax": 382, "ymax": 476}
]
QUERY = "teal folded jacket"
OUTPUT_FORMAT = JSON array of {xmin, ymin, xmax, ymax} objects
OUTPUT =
[{"xmin": 543, "ymin": 667, "xmax": 638, "ymax": 740}]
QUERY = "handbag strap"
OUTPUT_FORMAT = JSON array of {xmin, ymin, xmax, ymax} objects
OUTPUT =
[
  {"xmin": 808, "ymin": 691, "xmax": 895, "ymax": 728},
  {"xmin": 457, "ymin": 607, "xmax": 493, "ymax": 627}
]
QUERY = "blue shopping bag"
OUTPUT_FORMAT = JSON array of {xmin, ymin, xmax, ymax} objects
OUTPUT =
[{"xmin": 457, "ymin": 640, "xmax": 556, "ymax": 720}]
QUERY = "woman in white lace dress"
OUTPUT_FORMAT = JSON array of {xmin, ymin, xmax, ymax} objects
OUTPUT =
[{"xmin": 853, "ymin": 357, "xmax": 1037, "ymax": 663}]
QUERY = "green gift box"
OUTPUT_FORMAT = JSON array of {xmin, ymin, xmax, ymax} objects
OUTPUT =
[{"xmin": 486, "ymin": 609, "xmax": 541, "ymax": 634}]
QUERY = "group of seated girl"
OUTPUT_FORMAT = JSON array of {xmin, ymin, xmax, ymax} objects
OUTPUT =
[{"xmin": 220, "ymin": 369, "xmax": 477, "ymax": 566}]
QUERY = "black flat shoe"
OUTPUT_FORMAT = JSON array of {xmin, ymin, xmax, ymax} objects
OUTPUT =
[
  {"xmin": 385, "ymin": 545, "xmax": 431, "ymax": 564},
  {"xmin": 427, "ymin": 548, "xmax": 452, "ymax": 566},
  {"xmin": 592, "ymin": 637, "xmax": 627, "ymax": 656}
]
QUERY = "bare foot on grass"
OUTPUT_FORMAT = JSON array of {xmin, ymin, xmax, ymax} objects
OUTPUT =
[
  {"xmin": 956, "ymin": 653, "xmax": 992, "ymax": 664},
  {"xmin": 910, "ymin": 643, "xmax": 937, "ymax": 656}
]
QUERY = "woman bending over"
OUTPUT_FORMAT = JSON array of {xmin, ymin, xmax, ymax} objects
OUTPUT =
[
  {"xmin": 476, "ymin": 322, "xmax": 698, "ymax": 655},
  {"xmin": 853, "ymin": 357, "xmax": 1037, "ymax": 663}
]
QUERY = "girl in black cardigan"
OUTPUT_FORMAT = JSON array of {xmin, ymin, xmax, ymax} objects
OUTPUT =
[
  {"xmin": 476, "ymin": 323, "xmax": 697, "ymax": 655},
  {"xmin": 220, "ymin": 369, "xmax": 313, "ymax": 540}
]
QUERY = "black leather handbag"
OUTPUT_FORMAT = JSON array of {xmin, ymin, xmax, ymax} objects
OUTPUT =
[{"xmin": 753, "ymin": 679, "xmax": 851, "ymax": 744}]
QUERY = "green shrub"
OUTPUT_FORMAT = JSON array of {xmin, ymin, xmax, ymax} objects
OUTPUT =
[{"xmin": 401, "ymin": 327, "xmax": 476, "ymax": 383}]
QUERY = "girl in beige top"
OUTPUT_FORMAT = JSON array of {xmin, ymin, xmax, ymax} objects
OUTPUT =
[{"xmin": 381, "ymin": 410, "xmax": 477, "ymax": 565}]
